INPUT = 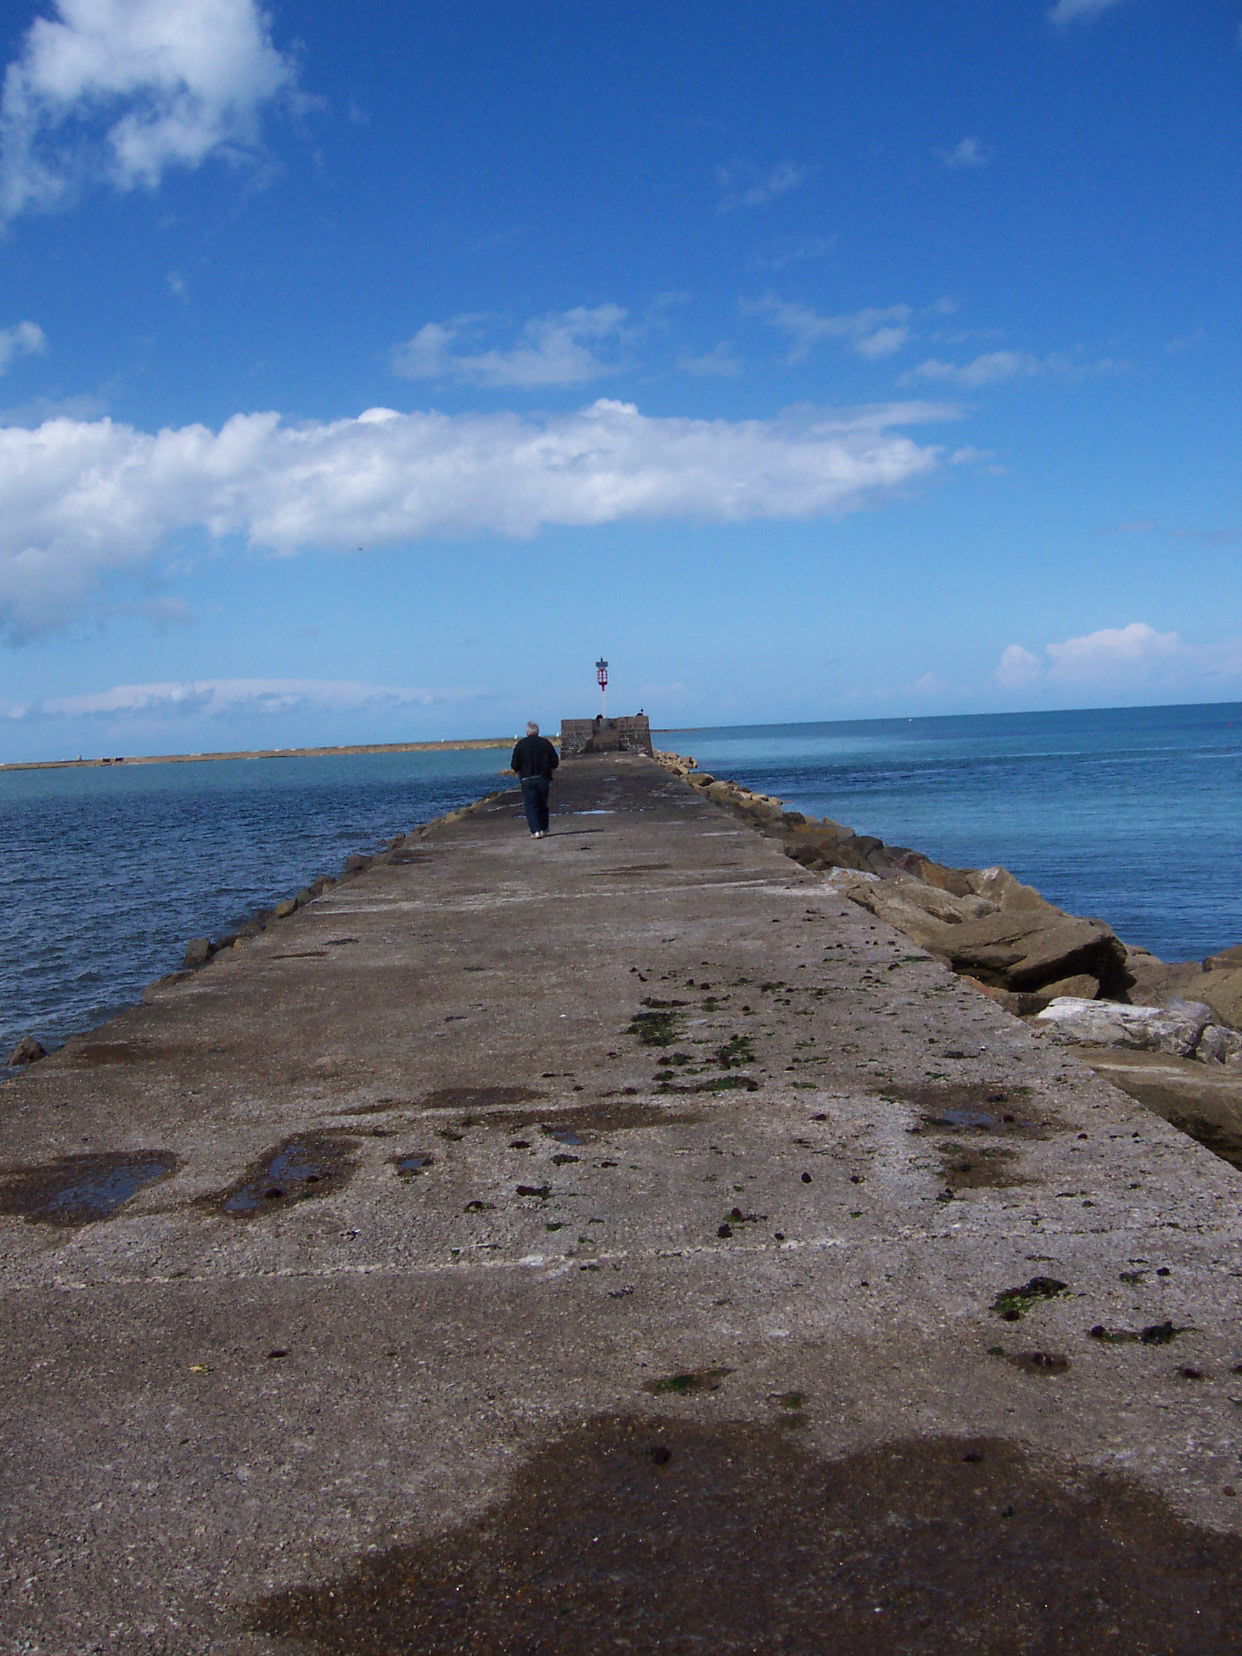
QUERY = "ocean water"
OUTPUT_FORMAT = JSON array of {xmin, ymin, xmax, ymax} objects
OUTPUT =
[
  {"xmin": 0, "ymin": 747, "xmax": 510, "ymax": 1059},
  {"xmin": 660, "ymin": 701, "xmax": 1242, "ymax": 965}
]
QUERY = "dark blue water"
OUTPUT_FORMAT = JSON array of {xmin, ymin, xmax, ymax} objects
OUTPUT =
[
  {"xmin": 0, "ymin": 747, "xmax": 509, "ymax": 1057},
  {"xmin": 659, "ymin": 702, "xmax": 1242, "ymax": 965}
]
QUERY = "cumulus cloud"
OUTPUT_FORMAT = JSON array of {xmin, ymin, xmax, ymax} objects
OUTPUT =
[
  {"xmin": 1048, "ymin": 0, "xmax": 1127, "ymax": 22},
  {"xmin": 749, "ymin": 296, "xmax": 914, "ymax": 362},
  {"xmin": 0, "ymin": 320, "xmax": 45, "ymax": 372},
  {"xmin": 390, "ymin": 306, "xmax": 630, "ymax": 388},
  {"xmin": 903, "ymin": 349, "xmax": 1121, "ymax": 388},
  {"xmin": 6, "ymin": 677, "xmax": 472, "ymax": 722},
  {"xmin": 716, "ymin": 160, "xmax": 813, "ymax": 212},
  {"xmin": 993, "ymin": 623, "xmax": 1211, "ymax": 694},
  {"xmin": 0, "ymin": 397, "xmax": 950, "ymax": 637},
  {"xmin": 0, "ymin": 0, "xmax": 298, "ymax": 221},
  {"xmin": 938, "ymin": 136, "xmax": 991, "ymax": 170}
]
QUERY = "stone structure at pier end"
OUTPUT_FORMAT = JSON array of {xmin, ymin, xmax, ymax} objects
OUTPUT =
[{"xmin": 559, "ymin": 712, "xmax": 653, "ymax": 756}]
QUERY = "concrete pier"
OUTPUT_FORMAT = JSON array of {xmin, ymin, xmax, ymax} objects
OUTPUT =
[{"xmin": 3, "ymin": 754, "xmax": 1242, "ymax": 1654}]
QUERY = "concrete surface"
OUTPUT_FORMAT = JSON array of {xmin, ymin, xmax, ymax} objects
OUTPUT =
[{"xmin": 2, "ymin": 754, "xmax": 1242, "ymax": 1654}]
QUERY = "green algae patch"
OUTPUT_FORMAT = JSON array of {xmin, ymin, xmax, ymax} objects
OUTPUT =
[
  {"xmin": 644, "ymin": 1367, "xmax": 734, "ymax": 1396},
  {"xmin": 991, "ymin": 1276, "xmax": 1068, "ymax": 1321}
]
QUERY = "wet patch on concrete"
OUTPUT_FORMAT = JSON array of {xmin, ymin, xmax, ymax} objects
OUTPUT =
[
  {"xmin": 419, "ymin": 1086, "xmax": 545, "ymax": 1112},
  {"xmin": 0, "ymin": 1150, "xmax": 179, "ymax": 1226},
  {"xmin": 250, "ymin": 1417, "xmax": 1242, "ymax": 1655},
  {"xmin": 936, "ymin": 1141, "xmax": 1026, "ymax": 1190},
  {"xmin": 474, "ymin": 1100, "xmax": 704, "ymax": 1136},
  {"xmin": 209, "ymin": 1133, "xmax": 359, "ymax": 1217},
  {"xmin": 62, "ymin": 1040, "xmax": 183, "ymax": 1066}
]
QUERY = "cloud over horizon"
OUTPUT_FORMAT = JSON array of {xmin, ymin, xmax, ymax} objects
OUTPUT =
[
  {"xmin": 0, "ymin": 397, "xmax": 949, "ymax": 637},
  {"xmin": 2, "ymin": 676, "xmax": 479, "ymax": 724},
  {"xmin": 993, "ymin": 622, "xmax": 1242, "ymax": 696},
  {"xmin": 0, "ymin": 0, "xmax": 298, "ymax": 220}
]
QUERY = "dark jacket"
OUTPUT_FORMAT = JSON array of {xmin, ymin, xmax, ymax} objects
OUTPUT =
[{"xmin": 510, "ymin": 734, "xmax": 559, "ymax": 781}]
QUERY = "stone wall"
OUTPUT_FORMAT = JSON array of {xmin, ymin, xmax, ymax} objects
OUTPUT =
[{"xmin": 559, "ymin": 714, "xmax": 653, "ymax": 757}]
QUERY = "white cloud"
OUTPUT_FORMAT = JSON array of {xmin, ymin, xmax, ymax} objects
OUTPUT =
[
  {"xmin": 1048, "ymin": 0, "xmax": 1127, "ymax": 22},
  {"xmin": 0, "ymin": 320, "xmax": 45, "ymax": 372},
  {"xmin": 0, "ymin": 397, "xmax": 950, "ymax": 637},
  {"xmin": 390, "ymin": 306, "xmax": 630, "ymax": 388},
  {"xmin": 938, "ymin": 136, "xmax": 991, "ymax": 170},
  {"xmin": 8, "ymin": 677, "xmax": 471, "ymax": 722},
  {"xmin": 903, "ymin": 349, "xmax": 1121, "ymax": 388},
  {"xmin": 749, "ymin": 296, "xmax": 913, "ymax": 362},
  {"xmin": 993, "ymin": 643, "xmax": 1043, "ymax": 692},
  {"xmin": 717, "ymin": 160, "xmax": 813, "ymax": 212},
  {"xmin": 993, "ymin": 623, "xmax": 1213, "ymax": 695},
  {"xmin": 0, "ymin": 0, "xmax": 298, "ymax": 221}
]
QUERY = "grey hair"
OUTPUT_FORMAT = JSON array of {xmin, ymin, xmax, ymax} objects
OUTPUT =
[{"xmin": 526, "ymin": 721, "xmax": 539, "ymax": 735}]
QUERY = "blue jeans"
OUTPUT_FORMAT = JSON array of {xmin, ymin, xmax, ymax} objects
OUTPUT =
[{"xmin": 521, "ymin": 775, "xmax": 551, "ymax": 834}]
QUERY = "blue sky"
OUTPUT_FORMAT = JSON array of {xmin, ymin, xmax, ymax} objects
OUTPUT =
[{"xmin": 0, "ymin": 0, "xmax": 1240, "ymax": 759}]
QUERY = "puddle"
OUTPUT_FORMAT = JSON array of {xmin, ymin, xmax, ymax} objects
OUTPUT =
[
  {"xmin": 542, "ymin": 1124, "xmax": 584, "ymax": 1146},
  {"xmin": 251, "ymin": 1416, "xmax": 1242, "ymax": 1655},
  {"xmin": 211, "ymin": 1134, "xmax": 358, "ymax": 1216},
  {"xmin": 895, "ymin": 1084, "xmax": 1052, "ymax": 1139},
  {"xmin": 0, "ymin": 1151, "xmax": 179, "ymax": 1227},
  {"xmin": 392, "ymin": 1153, "xmax": 434, "ymax": 1177},
  {"xmin": 419, "ymin": 1086, "xmax": 544, "ymax": 1112}
]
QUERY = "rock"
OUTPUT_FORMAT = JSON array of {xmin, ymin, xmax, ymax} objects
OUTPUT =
[
  {"xmin": 182, "ymin": 937, "xmax": 213, "ymax": 968},
  {"xmin": 781, "ymin": 811, "xmax": 807, "ymax": 828},
  {"xmin": 1121, "ymin": 949, "xmax": 1202, "ymax": 1007},
  {"xmin": 1162, "ymin": 967, "xmax": 1242, "ymax": 1031},
  {"xmin": 967, "ymin": 866, "xmax": 1050, "ymax": 912},
  {"xmin": 925, "ymin": 907, "xmax": 1130, "ymax": 995},
  {"xmin": 1205, "ymin": 944, "xmax": 1242, "ymax": 972},
  {"xmin": 274, "ymin": 899, "xmax": 298, "ymax": 919},
  {"xmin": 343, "ymin": 853, "xmax": 372, "ymax": 874},
  {"xmin": 1196, "ymin": 1025, "xmax": 1242, "ymax": 1067},
  {"xmin": 1034, "ymin": 997, "xmax": 1215, "ymax": 1058},
  {"xmin": 6, "ymin": 1035, "xmax": 45, "ymax": 1065},
  {"xmin": 1031, "ymin": 973, "xmax": 1100, "ymax": 1003}
]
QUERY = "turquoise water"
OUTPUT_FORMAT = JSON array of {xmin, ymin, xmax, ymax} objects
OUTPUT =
[
  {"xmin": 660, "ymin": 702, "xmax": 1242, "ymax": 965},
  {"xmin": 2, "ymin": 704, "xmax": 1239, "ymax": 1059},
  {"xmin": 0, "ymin": 747, "xmax": 510, "ymax": 1058}
]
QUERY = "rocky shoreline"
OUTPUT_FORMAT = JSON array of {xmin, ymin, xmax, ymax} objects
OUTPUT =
[{"xmin": 654, "ymin": 749, "xmax": 1242, "ymax": 1168}]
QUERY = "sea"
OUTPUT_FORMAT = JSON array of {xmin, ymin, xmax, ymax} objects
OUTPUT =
[{"xmin": 0, "ymin": 701, "xmax": 1238, "ymax": 1059}]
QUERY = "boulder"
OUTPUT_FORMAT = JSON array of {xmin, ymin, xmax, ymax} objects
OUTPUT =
[
  {"xmin": 1030, "ymin": 973, "xmax": 1100, "ymax": 1003},
  {"xmin": 1120, "ymin": 948, "xmax": 1202, "ymax": 1007},
  {"xmin": 1034, "ymin": 997, "xmax": 1215, "ymax": 1058},
  {"xmin": 1204, "ymin": 944, "xmax": 1242, "ymax": 972},
  {"xmin": 1196, "ymin": 1025, "xmax": 1242, "ymax": 1067},
  {"xmin": 6, "ymin": 1035, "xmax": 45, "ymax": 1065},
  {"xmin": 922, "ymin": 907, "xmax": 1130, "ymax": 995},
  {"xmin": 274, "ymin": 898, "xmax": 298, "ymax": 919},
  {"xmin": 182, "ymin": 937, "xmax": 213, "ymax": 968},
  {"xmin": 1160, "ymin": 967, "xmax": 1242, "ymax": 1031},
  {"xmin": 967, "ymin": 866, "xmax": 1051, "ymax": 912}
]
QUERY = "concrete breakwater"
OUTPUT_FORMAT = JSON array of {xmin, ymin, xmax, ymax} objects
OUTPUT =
[{"xmin": 2, "ymin": 752, "xmax": 1242, "ymax": 1653}]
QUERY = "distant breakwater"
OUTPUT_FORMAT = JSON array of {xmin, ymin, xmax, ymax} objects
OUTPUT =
[{"xmin": 0, "ymin": 737, "xmax": 515, "ymax": 773}]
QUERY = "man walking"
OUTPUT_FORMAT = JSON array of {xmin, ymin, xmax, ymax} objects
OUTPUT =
[{"xmin": 510, "ymin": 721, "xmax": 559, "ymax": 838}]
